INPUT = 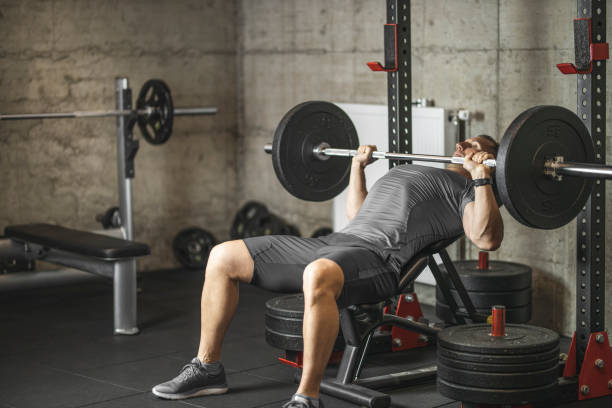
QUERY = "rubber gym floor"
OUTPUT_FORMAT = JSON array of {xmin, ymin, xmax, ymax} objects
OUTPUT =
[{"xmin": 0, "ymin": 269, "xmax": 605, "ymax": 408}]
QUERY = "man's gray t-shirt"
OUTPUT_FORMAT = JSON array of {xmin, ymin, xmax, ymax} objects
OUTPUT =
[{"xmin": 340, "ymin": 164, "xmax": 475, "ymax": 273}]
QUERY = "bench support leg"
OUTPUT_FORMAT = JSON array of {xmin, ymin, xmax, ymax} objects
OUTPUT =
[{"xmin": 113, "ymin": 259, "xmax": 139, "ymax": 335}]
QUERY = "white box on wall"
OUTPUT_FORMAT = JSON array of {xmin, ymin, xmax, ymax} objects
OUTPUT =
[{"xmin": 332, "ymin": 103, "xmax": 458, "ymax": 286}]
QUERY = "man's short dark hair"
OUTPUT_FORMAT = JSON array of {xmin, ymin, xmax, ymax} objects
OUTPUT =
[{"xmin": 475, "ymin": 134, "xmax": 499, "ymax": 157}]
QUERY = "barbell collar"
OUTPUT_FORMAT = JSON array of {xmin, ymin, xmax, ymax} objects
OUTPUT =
[
  {"xmin": 263, "ymin": 142, "xmax": 497, "ymax": 168},
  {"xmin": 0, "ymin": 106, "xmax": 217, "ymax": 121}
]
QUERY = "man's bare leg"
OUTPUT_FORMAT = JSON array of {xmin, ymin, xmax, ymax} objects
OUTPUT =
[
  {"xmin": 197, "ymin": 240, "xmax": 254, "ymax": 363},
  {"xmin": 297, "ymin": 259, "xmax": 344, "ymax": 398}
]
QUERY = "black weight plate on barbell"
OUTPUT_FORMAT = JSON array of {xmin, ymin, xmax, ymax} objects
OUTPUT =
[
  {"xmin": 435, "ymin": 301, "xmax": 531, "ymax": 324},
  {"xmin": 230, "ymin": 201, "xmax": 269, "ymax": 239},
  {"xmin": 438, "ymin": 345, "xmax": 560, "ymax": 365},
  {"xmin": 438, "ymin": 324, "xmax": 559, "ymax": 355},
  {"xmin": 438, "ymin": 361, "xmax": 558, "ymax": 389},
  {"xmin": 435, "ymin": 286, "xmax": 532, "ymax": 308},
  {"xmin": 438, "ymin": 353, "xmax": 558, "ymax": 373},
  {"xmin": 172, "ymin": 227, "xmax": 216, "ymax": 269},
  {"xmin": 437, "ymin": 377, "xmax": 558, "ymax": 405},
  {"xmin": 496, "ymin": 105, "xmax": 594, "ymax": 229},
  {"xmin": 311, "ymin": 227, "xmax": 333, "ymax": 238},
  {"xmin": 438, "ymin": 260, "xmax": 532, "ymax": 291},
  {"xmin": 272, "ymin": 101, "xmax": 359, "ymax": 201},
  {"xmin": 136, "ymin": 79, "xmax": 174, "ymax": 145}
]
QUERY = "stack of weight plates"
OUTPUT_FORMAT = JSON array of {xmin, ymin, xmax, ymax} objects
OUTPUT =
[
  {"xmin": 435, "ymin": 260, "xmax": 532, "ymax": 323},
  {"xmin": 265, "ymin": 294, "xmax": 344, "ymax": 352},
  {"xmin": 437, "ymin": 324, "xmax": 560, "ymax": 405}
]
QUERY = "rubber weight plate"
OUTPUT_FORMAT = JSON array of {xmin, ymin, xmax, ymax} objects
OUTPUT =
[
  {"xmin": 438, "ymin": 260, "xmax": 532, "ymax": 291},
  {"xmin": 437, "ymin": 362, "xmax": 558, "ymax": 389},
  {"xmin": 265, "ymin": 294, "xmax": 344, "ymax": 351},
  {"xmin": 435, "ymin": 301, "xmax": 531, "ymax": 324},
  {"xmin": 435, "ymin": 286, "xmax": 531, "ymax": 308},
  {"xmin": 438, "ymin": 324, "xmax": 559, "ymax": 355},
  {"xmin": 136, "ymin": 79, "xmax": 174, "ymax": 145},
  {"xmin": 437, "ymin": 377, "xmax": 558, "ymax": 405},
  {"xmin": 272, "ymin": 101, "xmax": 359, "ymax": 201},
  {"xmin": 172, "ymin": 227, "xmax": 216, "ymax": 269},
  {"xmin": 496, "ymin": 105, "xmax": 594, "ymax": 229},
  {"xmin": 230, "ymin": 201, "xmax": 269, "ymax": 239},
  {"xmin": 438, "ymin": 345, "xmax": 560, "ymax": 365},
  {"xmin": 438, "ymin": 353, "xmax": 559, "ymax": 373},
  {"xmin": 244, "ymin": 213, "xmax": 285, "ymax": 237},
  {"xmin": 311, "ymin": 227, "xmax": 333, "ymax": 238}
]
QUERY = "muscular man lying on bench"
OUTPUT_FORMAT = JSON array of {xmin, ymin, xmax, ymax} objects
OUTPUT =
[{"xmin": 152, "ymin": 135, "xmax": 504, "ymax": 408}]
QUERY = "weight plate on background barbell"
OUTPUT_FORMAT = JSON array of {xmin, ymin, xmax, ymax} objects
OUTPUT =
[
  {"xmin": 172, "ymin": 227, "xmax": 216, "ymax": 269},
  {"xmin": 136, "ymin": 79, "xmax": 174, "ymax": 145},
  {"xmin": 438, "ymin": 260, "xmax": 532, "ymax": 291},
  {"xmin": 438, "ymin": 345, "xmax": 560, "ymax": 365},
  {"xmin": 311, "ymin": 227, "xmax": 333, "ymax": 238},
  {"xmin": 438, "ymin": 324, "xmax": 559, "ymax": 355},
  {"xmin": 496, "ymin": 105, "xmax": 595, "ymax": 229},
  {"xmin": 438, "ymin": 353, "xmax": 559, "ymax": 373},
  {"xmin": 272, "ymin": 101, "xmax": 359, "ymax": 201}
]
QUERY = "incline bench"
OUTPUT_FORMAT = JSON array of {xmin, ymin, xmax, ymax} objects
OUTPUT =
[
  {"xmin": 314, "ymin": 234, "xmax": 487, "ymax": 408},
  {"xmin": 4, "ymin": 223, "xmax": 150, "ymax": 334}
]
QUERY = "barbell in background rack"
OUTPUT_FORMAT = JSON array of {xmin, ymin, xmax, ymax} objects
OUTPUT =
[
  {"xmin": 0, "ymin": 79, "xmax": 217, "ymax": 145},
  {"xmin": 263, "ymin": 101, "xmax": 612, "ymax": 230}
]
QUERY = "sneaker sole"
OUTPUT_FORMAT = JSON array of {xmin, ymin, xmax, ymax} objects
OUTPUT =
[{"xmin": 152, "ymin": 386, "xmax": 228, "ymax": 400}]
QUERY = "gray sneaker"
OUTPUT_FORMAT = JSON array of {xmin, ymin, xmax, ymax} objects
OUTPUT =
[
  {"xmin": 281, "ymin": 394, "xmax": 324, "ymax": 408},
  {"xmin": 152, "ymin": 358, "xmax": 228, "ymax": 400}
]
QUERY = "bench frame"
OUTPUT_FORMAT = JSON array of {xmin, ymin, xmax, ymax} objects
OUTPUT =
[{"xmin": 316, "ymin": 239, "xmax": 487, "ymax": 408}]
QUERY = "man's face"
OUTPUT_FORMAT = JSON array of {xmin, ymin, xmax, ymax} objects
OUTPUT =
[{"xmin": 453, "ymin": 137, "xmax": 495, "ymax": 158}]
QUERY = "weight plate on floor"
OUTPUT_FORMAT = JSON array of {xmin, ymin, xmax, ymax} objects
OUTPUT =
[
  {"xmin": 272, "ymin": 101, "xmax": 359, "ymax": 201},
  {"xmin": 435, "ymin": 286, "xmax": 531, "ymax": 308},
  {"xmin": 311, "ymin": 227, "xmax": 333, "ymax": 238},
  {"xmin": 438, "ymin": 345, "xmax": 560, "ymax": 365},
  {"xmin": 495, "ymin": 105, "xmax": 594, "ymax": 229},
  {"xmin": 437, "ymin": 377, "xmax": 558, "ymax": 405},
  {"xmin": 136, "ymin": 79, "xmax": 174, "ymax": 145},
  {"xmin": 265, "ymin": 294, "xmax": 344, "ymax": 351},
  {"xmin": 438, "ymin": 353, "xmax": 559, "ymax": 373},
  {"xmin": 279, "ymin": 223, "xmax": 301, "ymax": 237},
  {"xmin": 438, "ymin": 362, "xmax": 558, "ymax": 389},
  {"xmin": 438, "ymin": 260, "xmax": 532, "ymax": 291},
  {"xmin": 230, "ymin": 201, "xmax": 269, "ymax": 239},
  {"xmin": 172, "ymin": 227, "xmax": 216, "ymax": 269},
  {"xmin": 435, "ymin": 301, "xmax": 531, "ymax": 324},
  {"xmin": 244, "ymin": 213, "xmax": 285, "ymax": 237},
  {"xmin": 438, "ymin": 324, "xmax": 559, "ymax": 355}
]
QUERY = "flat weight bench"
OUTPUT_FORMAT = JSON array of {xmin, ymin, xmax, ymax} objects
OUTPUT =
[
  {"xmin": 313, "ymin": 235, "xmax": 487, "ymax": 408},
  {"xmin": 4, "ymin": 223, "xmax": 150, "ymax": 334}
]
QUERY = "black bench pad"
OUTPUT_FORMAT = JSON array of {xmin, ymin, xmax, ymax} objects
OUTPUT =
[{"xmin": 5, "ymin": 223, "xmax": 150, "ymax": 260}]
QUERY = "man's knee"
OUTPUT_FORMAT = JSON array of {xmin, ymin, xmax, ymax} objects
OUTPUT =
[
  {"xmin": 207, "ymin": 240, "xmax": 253, "ymax": 282},
  {"xmin": 302, "ymin": 259, "xmax": 344, "ymax": 301}
]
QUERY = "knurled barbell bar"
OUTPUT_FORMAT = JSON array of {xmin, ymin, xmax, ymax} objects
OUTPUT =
[
  {"xmin": 0, "ymin": 79, "xmax": 217, "ymax": 145},
  {"xmin": 263, "ymin": 101, "xmax": 608, "ymax": 230}
]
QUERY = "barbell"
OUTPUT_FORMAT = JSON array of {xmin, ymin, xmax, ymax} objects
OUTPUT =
[
  {"xmin": 0, "ymin": 79, "xmax": 217, "ymax": 145},
  {"xmin": 263, "ymin": 101, "xmax": 611, "ymax": 230}
]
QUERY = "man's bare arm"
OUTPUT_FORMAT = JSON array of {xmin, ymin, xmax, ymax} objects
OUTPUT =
[
  {"xmin": 346, "ymin": 145, "xmax": 376, "ymax": 221},
  {"xmin": 462, "ymin": 152, "xmax": 504, "ymax": 250}
]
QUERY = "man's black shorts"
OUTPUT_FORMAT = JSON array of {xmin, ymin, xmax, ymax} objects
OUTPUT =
[{"xmin": 243, "ymin": 233, "xmax": 399, "ymax": 309}]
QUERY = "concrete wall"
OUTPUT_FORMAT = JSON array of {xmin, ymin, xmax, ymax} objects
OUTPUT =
[
  {"xmin": 0, "ymin": 0, "xmax": 238, "ymax": 270},
  {"xmin": 236, "ymin": 0, "xmax": 611, "ymax": 337}
]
